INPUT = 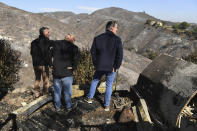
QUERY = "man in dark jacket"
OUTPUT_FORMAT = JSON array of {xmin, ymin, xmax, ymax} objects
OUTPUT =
[
  {"xmin": 85, "ymin": 21, "xmax": 123, "ymax": 111},
  {"xmin": 52, "ymin": 34, "xmax": 79, "ymax": 111},
  {"xmin": 30, "ymin": 27, "xmax": 52, "ymax": 98}
]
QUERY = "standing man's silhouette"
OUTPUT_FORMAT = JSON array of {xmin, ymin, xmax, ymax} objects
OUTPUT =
[
  {"xmin": 85, "ymin": 21, "xmax": 123, "ymax": 111},
  {"xmin": 30, "ymin": 27, "xmax": 52, "ymax": 98},
  {"xmin": 52, "ymin": 34, "xmax": 79, "ymax": 112}
]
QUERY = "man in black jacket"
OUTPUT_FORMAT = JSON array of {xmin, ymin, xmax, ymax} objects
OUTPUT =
[
  {"xmin": 52, "ymin": 34, "xmax": 79, "ymax": 111},
  {"xmin": 30, "ymin": 27, "xmax": 52, "ymax": 98},
  {"xmin": 85, "ymin": 21, "xmax": 123, "ymax": 111}
]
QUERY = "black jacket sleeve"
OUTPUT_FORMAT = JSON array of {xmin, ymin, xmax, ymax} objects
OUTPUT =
[
  {"xmin": 72, "ymin": 45, "xmax": 79, "ymax": 70},
  {"xmin": 90, "ymin": 38, "xmax": 97, "ymax": 67},
  {"xmin": 30, "ymin": 40, "xmax": 36, "ymax": 56},
  {"xmin": 114, "ymin": 37, "xmax": 123, "ymax": 70}
]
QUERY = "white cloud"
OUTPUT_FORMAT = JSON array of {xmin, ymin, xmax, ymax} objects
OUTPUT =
[
  {"xmin": 77, "ymin": 6, "xmax": 100, "ymax": 12},
  {"xmin": 40, "ymin": 8, "xmax": 64, "ymax": 12}
]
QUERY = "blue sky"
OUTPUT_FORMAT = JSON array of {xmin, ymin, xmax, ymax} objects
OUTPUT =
[{"xmin": 1, "ymin": 0, "xmax": 197, "ymax": 23}]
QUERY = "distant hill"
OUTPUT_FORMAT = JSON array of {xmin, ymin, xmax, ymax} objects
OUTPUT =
[
  {"xmin": 40, "ymin": 7, "xmax": 197, "ymax": 59},
  {"xmin": 38, "ymin": 11, "xmax": 76, "ymax": 24}
]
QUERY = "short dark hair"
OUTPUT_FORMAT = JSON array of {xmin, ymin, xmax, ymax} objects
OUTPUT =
[
  {"xmin": 39, "ymin": 27, "xmax": 49, "ymax": 35},
  {"xmin": 105, "ymin": 21, "xmax": 117, "ymax": 31}
]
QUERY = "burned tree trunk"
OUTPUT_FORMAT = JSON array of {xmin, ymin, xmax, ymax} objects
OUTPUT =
[{"xmin": 134, "ymin": 54, "xmax": 197, "ymax": 129}]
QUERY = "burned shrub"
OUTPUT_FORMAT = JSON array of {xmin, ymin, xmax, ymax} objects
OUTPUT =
[
  {"xmin": 73, "ymin": 48, "xmax": 95, "ymax": 85},
  {"xmin": 0, "ymin": 39, "xmax": 22, "ymax": 88}
]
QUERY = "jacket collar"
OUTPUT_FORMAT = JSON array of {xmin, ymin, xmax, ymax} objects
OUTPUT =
[
  {"xmin": 63, "ymin": 40, "xmax": 74, "ymax": 45},
  {"xmin": 106, "ymin": 30, "xmax": 116, "ymax": 36},
  {"xmin": 39, "ymin": 35, "xmax": 49, "ymax": 40}
]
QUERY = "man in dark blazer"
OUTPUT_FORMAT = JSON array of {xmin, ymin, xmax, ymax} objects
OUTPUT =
[{"xmin": 85, "ymin": 21, "xmax": 123, "ymax": 111}]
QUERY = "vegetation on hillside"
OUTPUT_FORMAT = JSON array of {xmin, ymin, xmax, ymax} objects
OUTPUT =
[
  {"xmin": 183, "ymin": 52, "xmax": 197, "ymax": 64},
  {"xmin": 73, "ymin": 49, "xmax": 95, "ymax": 85},
  {"xmin": 146, "ymin": 19, "xmax": 197, "ymax": 40},
  {"xmin": 192, "ymin": 27, "xmax": 197, "ymax": 39},
  {"xmin": 73, "ymin": 49, "xmax": 107, "ymax": 85},
  {"xmin": 0, "ymin": 39, "xmax": 22, "ymax": 88},
  {"xmin": 173, "ymin": 22, "xmax": 190, "ymax": 30}
]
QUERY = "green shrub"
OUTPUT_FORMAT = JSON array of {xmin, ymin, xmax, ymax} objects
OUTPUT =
[
  {"xmin": 179, "ymin": 22, "xmax": 190, "ymax": 29},
  {"xmin": 173, "ymin": 23, "xmax": 179, "ymax": 30},
  {"xmin": 173, "ymin": 22, "xmax": 190, "ymax": 30},
  {"xmin": 73, "ymin": 48, "xmax": 95, "ymax": 85},
  {"xmin": 0, "ymin": 39, "xmax": 22, "ymax": 88}
]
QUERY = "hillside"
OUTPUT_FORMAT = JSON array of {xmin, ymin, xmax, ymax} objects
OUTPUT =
[
  {"xmin": 0, "ymin": 2, "xmax": 76, "ymax": 89},
  {"xmin": 0, "ymin": 3, "xmax": 197, "ymax": 130},
  {"xmin": 0, "ymin": 2, "xmax": 197, "ymax": 91}
]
